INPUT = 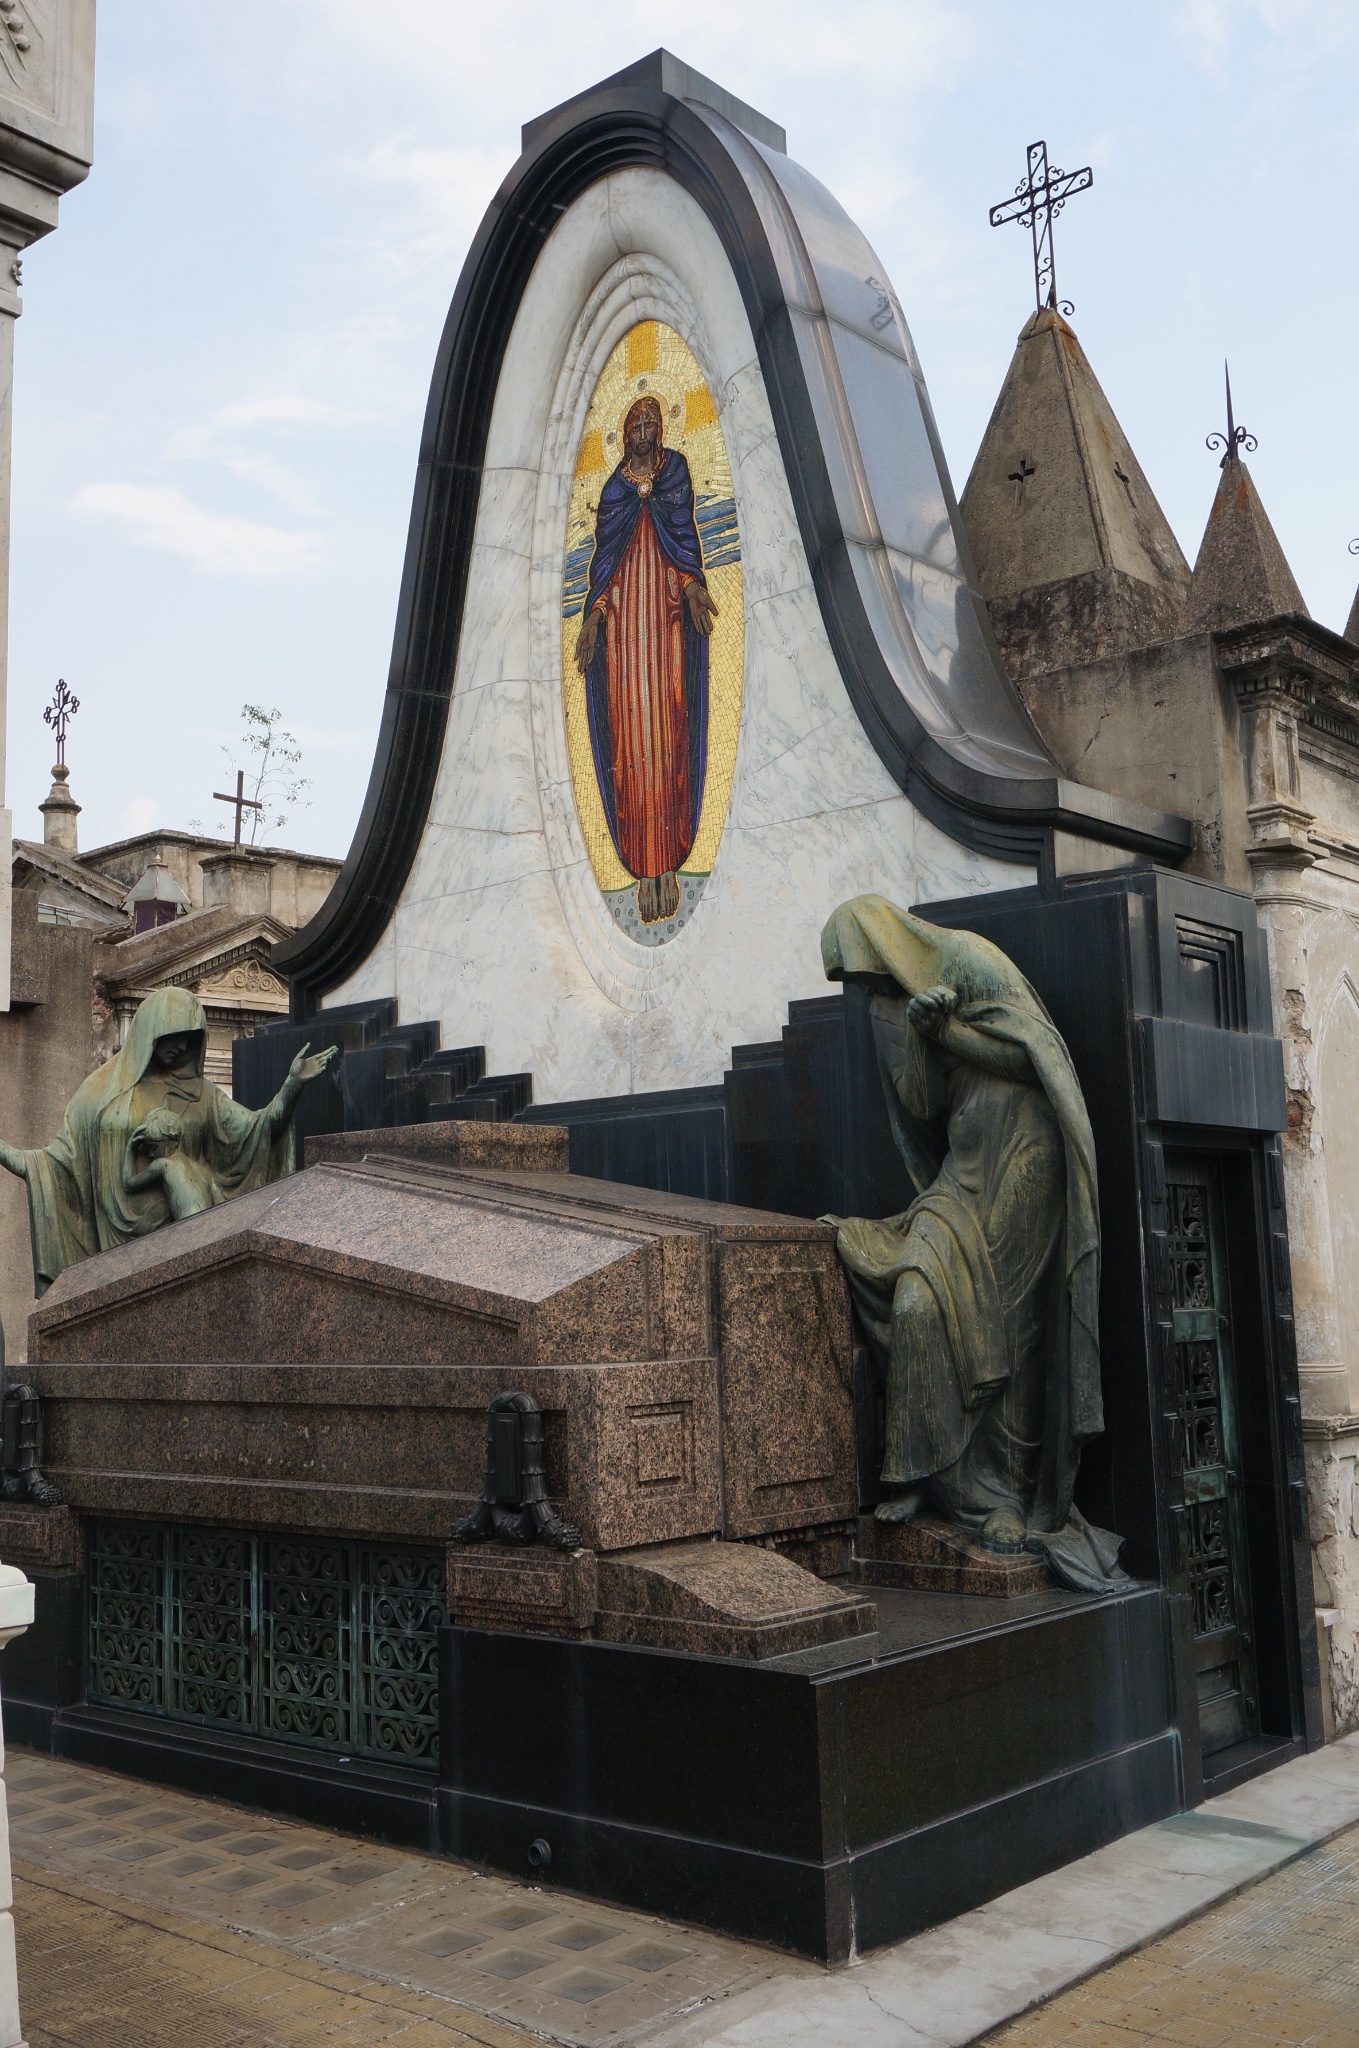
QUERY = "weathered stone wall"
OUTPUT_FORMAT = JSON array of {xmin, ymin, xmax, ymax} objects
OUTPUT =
[
  {"xmin": 0, "ymin": 898, "xmax": 100, "ymax": 1363},
  {"xmin": 1306, "ymin": 1422, "xmax": 1359, "ymax": 1736},
  {"xmin": 1016, "ymin": 633, "xmax": 1253, "ymax": 889}
]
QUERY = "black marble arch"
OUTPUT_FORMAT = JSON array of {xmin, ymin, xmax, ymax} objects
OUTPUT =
[{"xmin": 275, "ymin": 50, "xmax": 1190, "ymax": 1016}]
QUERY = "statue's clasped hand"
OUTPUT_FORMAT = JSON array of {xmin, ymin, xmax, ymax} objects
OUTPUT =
[
  {"xmin": 906, "ymin": 984, "xmax": 959, "ymax": 1039},
  {"xmin": 287, "ymin": 1043, "xmax": 340, "ymax": 1087}
]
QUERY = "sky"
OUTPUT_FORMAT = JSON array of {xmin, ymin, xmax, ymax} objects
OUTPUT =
[{"xmin": 5, "ymin": 0, "xmax": 1358, "ymax": 860}]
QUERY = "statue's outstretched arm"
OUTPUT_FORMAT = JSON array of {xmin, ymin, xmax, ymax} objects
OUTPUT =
[
  {"xmin": 265, "ymin": 1043, "xmax": 340, "ymax": 1126},
  {"xmin": 0, "ymin": 1139, "xmax": 28, "ymax": 1181}
]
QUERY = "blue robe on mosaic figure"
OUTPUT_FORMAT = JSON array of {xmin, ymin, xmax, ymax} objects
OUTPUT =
[{"xmin": 580, "ymin": 436, "xmax": 711, "ymax": 890}]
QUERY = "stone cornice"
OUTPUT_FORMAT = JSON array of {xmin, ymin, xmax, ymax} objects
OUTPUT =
[
  {"xmin": 1215, "ymin": 614, "xmax": 1358, "ymax": 696},
  {"xmin": 95, "ymin": 916, "xmax": 291, "ymax": 994}
]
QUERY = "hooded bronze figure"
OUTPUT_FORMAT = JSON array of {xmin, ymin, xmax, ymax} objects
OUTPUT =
[
  {"xmin": 0, "ymin": 988, "xmax": 335, "ymax": 1296},
  {"xmin": 822, "ymin": 895, "xmax": 1125, "ymax": 1594}
]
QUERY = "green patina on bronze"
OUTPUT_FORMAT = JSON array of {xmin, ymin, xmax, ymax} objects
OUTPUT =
[
  {"xmin": 822, "ymin": 894, "xmax": 1124, "ymax": 1593},
  {"xmin": 0, "ymin": 987, "xmax": 335, "ymax": 1296}
]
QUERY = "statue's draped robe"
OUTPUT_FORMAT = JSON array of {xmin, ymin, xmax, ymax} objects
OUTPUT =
[
  {"xmin": 19, "ymin": 987, "xmax": 294, "ymax": 1294},
  {"xmin": 583, "ymin": 447, "xmax": 710, "ymax": 880},
  {"xmin": 822, "ymin": 898, "xmax": 1125, "ymax": 1593}
]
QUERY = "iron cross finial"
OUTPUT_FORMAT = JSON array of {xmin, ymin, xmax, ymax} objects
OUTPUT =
[
  {"xmin": 43, "ymin": 678, "xmax": 79, "ymax": 766},
  {"xmin": 212, "ymin": 767, "xmax": 264, "ymax": 849},
  {"xmin": 989, "ymin": 141, "xmax": 1093, "ymax": 314},
  {"xmin": 1206, "ymin": 362, "xmax": 1257, "ymax": 469}
]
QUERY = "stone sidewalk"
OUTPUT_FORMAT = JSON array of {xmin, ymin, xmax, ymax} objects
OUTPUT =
[
  {"xmin": 11, "ymin": 1734, "xmax": 1359, "ymax": 2047},
  {"xmin": 983, "ymin": 1822, "xmax": 1359, "ymax": 2048},
  {"xmin": 7, "ymin": 1748, "xmax": 805, "ymax": 2047}
]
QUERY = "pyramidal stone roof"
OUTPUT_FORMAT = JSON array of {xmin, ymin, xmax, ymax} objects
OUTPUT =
[
  {"xmin": 960, "ymin": 306, "xmax": 1190, "ymax": 681},
  {"xmin": 1343, "ymin": 579, "xmax": 1359, "ymax": 646},
  {"xmin": 1182, "ymin": 452, "xmax": 1307, "ymax": 635}
]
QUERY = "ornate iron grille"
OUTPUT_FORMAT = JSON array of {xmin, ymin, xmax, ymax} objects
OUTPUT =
[
  {"xmin": 88, "ymin": 1521, "xmax": 445, "ymax": 1766},
  {"xmin": 89, "ymin": 1521, "xmax": 166, "ymax": 1713},
  {"xmin": 1166, "ymin": 1181, "xmax": 1238, "ymax": 1639},
  {"xmin": 1167, "ymin": 1182, "xmax": 1212, "ymax": 1309},
  {"xmin": 360, "ymin": 1545, "xmax": 445, "ymax": 1762},
  {"xmin": 261, "ymin": 1537, "xmax": 352, "ymax": 1751},
  {"xmin": 172, "ymin": 1525, "xmax": 251, "ymax": 1731}
]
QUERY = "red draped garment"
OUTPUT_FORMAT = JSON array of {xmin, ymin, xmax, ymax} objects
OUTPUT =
[{"xmin": 596, "ymin": 506, "xmax": 697, "ymax": 879}]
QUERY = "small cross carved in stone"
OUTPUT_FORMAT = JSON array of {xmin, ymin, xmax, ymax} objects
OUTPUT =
[{"xmin": 1008, "ymin": 456, "xmax": 1036, "ymax": 507}]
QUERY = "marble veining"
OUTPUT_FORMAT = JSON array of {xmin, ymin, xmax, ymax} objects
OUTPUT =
[{"xmin": 326, "ymin": 168, "xmax": 1033, "ymax": 1098}]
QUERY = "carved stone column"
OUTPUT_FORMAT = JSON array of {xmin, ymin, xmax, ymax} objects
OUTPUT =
[{"xmin": 0, "ymin": 1, "xmax": 95, "ymax": 1011}]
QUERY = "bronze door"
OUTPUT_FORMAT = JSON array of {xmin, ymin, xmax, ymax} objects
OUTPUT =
[{"xmin": 1164, "ymin": 1156, "xmax": 1261, "ymax": 1757}]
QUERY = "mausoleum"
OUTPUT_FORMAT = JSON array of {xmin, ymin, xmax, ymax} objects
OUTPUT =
[{"xmin": 4, "ymin": 53, "xmax": 1328, "ymax": 1965}]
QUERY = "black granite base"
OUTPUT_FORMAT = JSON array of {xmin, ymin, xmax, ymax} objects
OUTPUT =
[
  {"xmin": 438, "ymin": 1581, "xmax": 1181, "ymax": 1961},
  {"xmin": 12, "ymin": 1703, "xmax": 439, "ymax": 1853}
]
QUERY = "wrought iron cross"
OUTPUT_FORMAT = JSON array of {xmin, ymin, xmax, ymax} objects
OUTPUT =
[
  {"xmin": 212, "ymin": 767, "xmax": 263, "ymax": 849},
  {"xmin": 989, "ymin": 141, "xmax": 1093, "ymax": 312},
  {"xmin": 43, "ymin": 678, "xmax": 79, "ymax": 765},
  {"xmin": 1206, "ymin": 363, "xmax": 1257, "ymax": 469}
]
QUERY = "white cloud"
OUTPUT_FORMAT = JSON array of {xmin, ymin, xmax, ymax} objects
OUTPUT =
[
  {"xmin": 72, "ymin": 484, "xmax": 325, "ymax": 578},
  {"xmin": 215, "ymin": 393, "xmax": 370, "ymax": 431},
  {"xmin": 291, "ymin": 723, "xmax": 370, "ymax": 750},
  {"xmin": 1173, "ymin": 0, "xmax": 1356, "ymax": 73},
  {"xmin": 119, "ymin": 796, "xmax": 158, "ymax": 836},
  {"xmin": 366, "ymin": 137, "xmax": 516, "ymax": 257}
]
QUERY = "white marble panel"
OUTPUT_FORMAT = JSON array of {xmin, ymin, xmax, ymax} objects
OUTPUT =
[{"xmin": 324, "ymin": 167, "xmax": 1033, "ymax": 1096}]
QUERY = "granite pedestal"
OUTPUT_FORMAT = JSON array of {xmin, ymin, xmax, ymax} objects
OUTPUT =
[{"xmin": 8, "ymin": 1132, "xmax": 1187, "ymax": 1956}]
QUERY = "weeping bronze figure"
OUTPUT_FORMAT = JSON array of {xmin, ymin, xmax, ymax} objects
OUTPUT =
[{"xmin": 822, "ymin": 896, "xmax": 1125, "ymax": 1594}]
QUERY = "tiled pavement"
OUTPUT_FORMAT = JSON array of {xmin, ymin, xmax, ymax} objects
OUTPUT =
[
  {"xmin": 16, "ymin": 1868, "xmax": 533, "ymax": 2048},
  {"xmin": 12, "ymin": 1744, "xmax": 1359, "ymax": 2048},
  {"xmin": 7, "ymin": 1749, "xmax": 806, "ymax": 2046},
  {"xmin": 982, "ymin": 1819, "xmax": 1359, "ymax": 2048}
]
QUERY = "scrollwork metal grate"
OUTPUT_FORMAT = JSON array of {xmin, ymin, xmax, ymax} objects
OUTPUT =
[
  {"xmin": 88, "ymin": 1521, "xmax": 445, "ymax": 1766},
  {"xmin": 1166, "ymin": 1180, "xmax": 1237, "ymax": 1639},
  {"xmin": 1167, "ymin": 1182, "xmax": 1212, "ymax": 1309}
]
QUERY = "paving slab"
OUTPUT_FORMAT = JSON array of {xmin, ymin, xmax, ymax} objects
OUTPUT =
[
  {"xmin": 9, "ymin": 1734, "xmax": 1359, "ymax": 2047},
  {"xmin": 6, "ymin": 1749, "xmax": 801, "ymax": 2047},
  {"xmin": 649, "ymin": 1733, "xmax": 1359, "ymax": 2047}
]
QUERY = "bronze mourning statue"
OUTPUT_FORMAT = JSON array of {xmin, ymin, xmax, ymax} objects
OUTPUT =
[
  {"xmin": 0, "ymin": 987, "xmax": 336, "ymax": 1298},
  {"xmin": 822, "ymin": 896, "xmax": 1126, "ymax": 1594}
]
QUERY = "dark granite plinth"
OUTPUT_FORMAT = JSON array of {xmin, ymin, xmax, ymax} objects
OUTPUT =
[
  {"xmin": 439, "ymin": 1580, "xmax": 1179, "ymax": 1960},
  {"xmin": 446, "ymin": 1545, "xmax": 598, "ymax": 1639},
  {"xmin": 305, "ymin": 1121, "xmax": 568, "ymax": 1173},
  {"xmin": 594, "ymin": 1540, "xmax": 876, "ymax": 1658},
  {"xmin": 856, "ymin": 1515, "xmax": 1052, "ymax": 1596},
  {"xmin": 0, "ymin": 1502, "xmax": 82, "ymax": 1572},
  {"xmin": 445, "ymin": 1539, "xmax": 875, "ymax": 1657}
]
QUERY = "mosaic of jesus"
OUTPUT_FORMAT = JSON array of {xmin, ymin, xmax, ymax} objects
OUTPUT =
[{"xmin": 561, "ymin": 322, "xmax": 743, "ymax": 944}]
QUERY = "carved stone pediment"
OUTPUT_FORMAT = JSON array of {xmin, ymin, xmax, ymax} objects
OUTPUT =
[{"xmin": 197, "ymin": 957, "xmax": 288, "ymax": 1002}]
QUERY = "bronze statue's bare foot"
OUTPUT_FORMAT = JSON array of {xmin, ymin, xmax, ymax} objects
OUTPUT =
[
  {"xmin": 874, "ymin": 1487, "xmax": 924, "ymax": 1524},
  {"xmin": 637, "ymin": 876, "xmax": 659, "ymax": 923},
  {"xmin": 980, "ymin": 1504, "xmax": 1026, "ymax": 1553}
]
